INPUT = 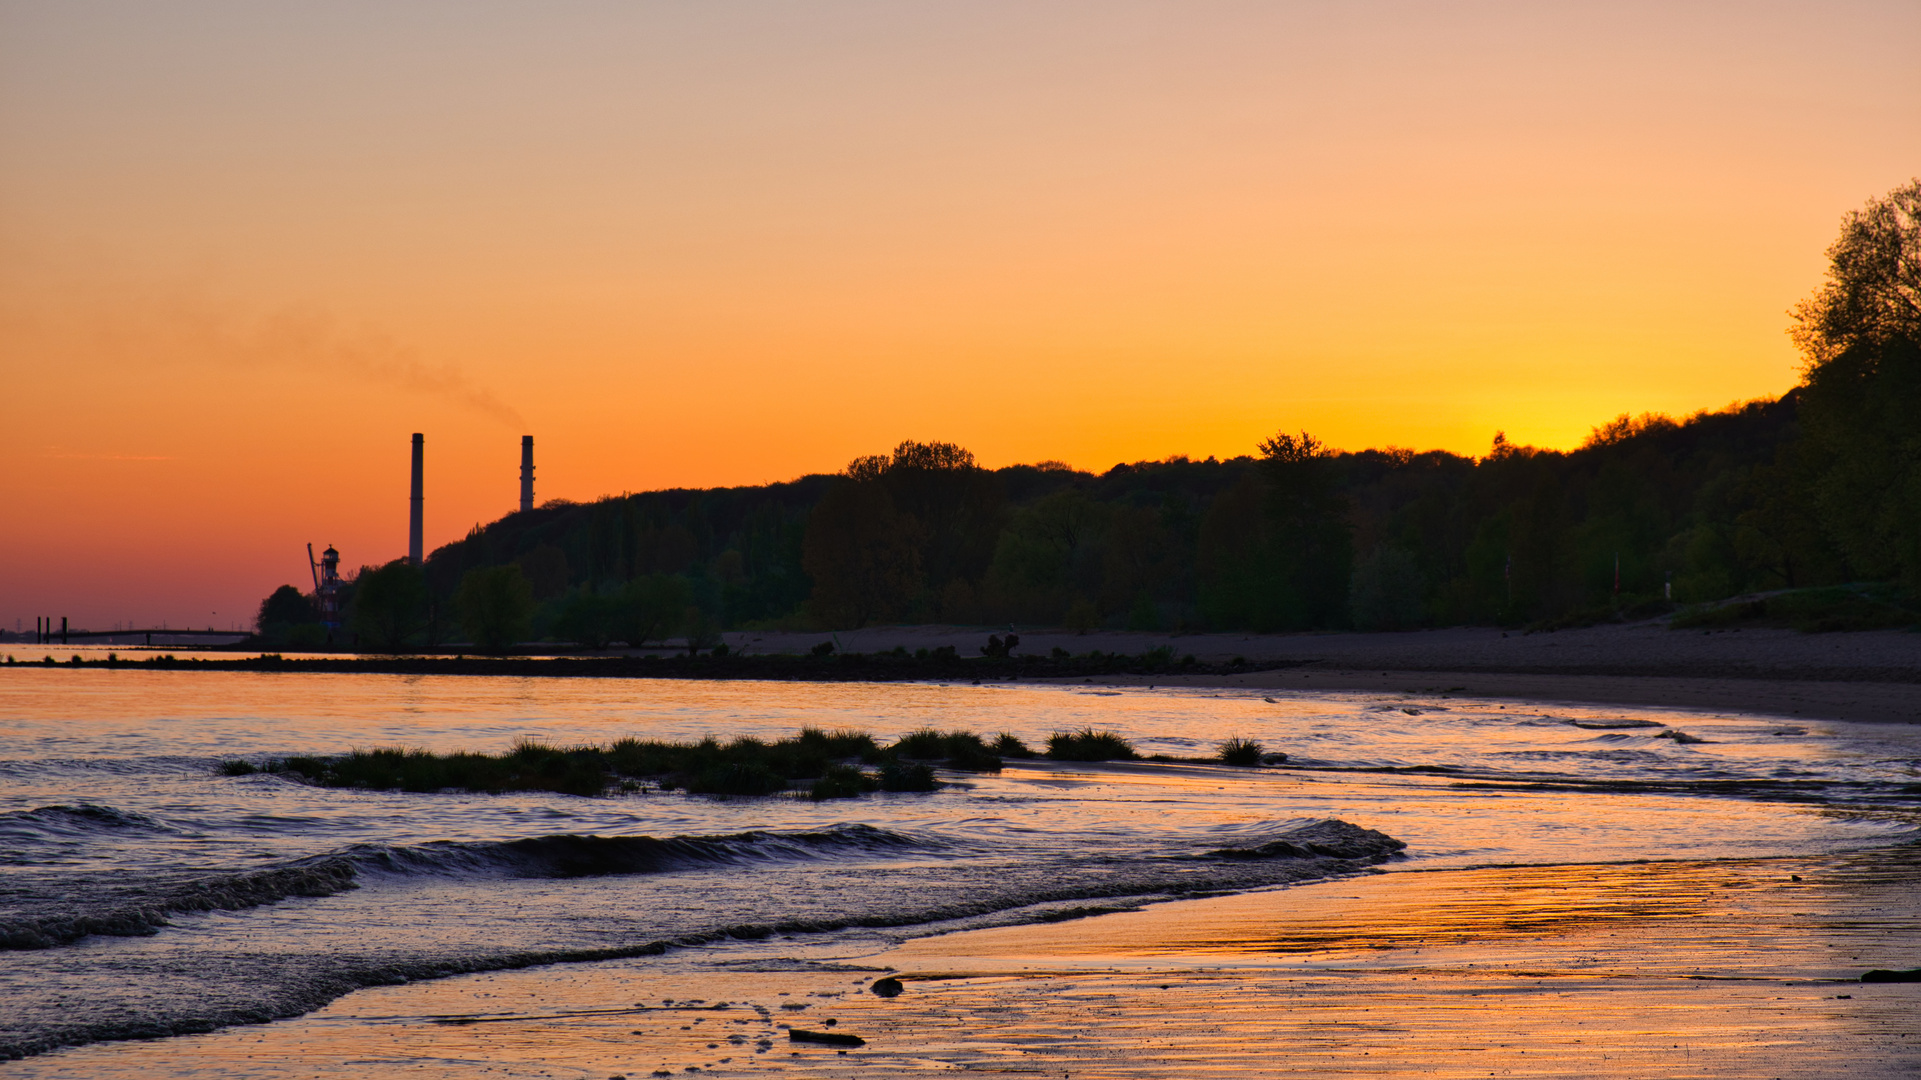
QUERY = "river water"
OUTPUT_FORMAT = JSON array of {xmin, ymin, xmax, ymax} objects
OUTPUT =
[{"xmin": 2, "ymin": 662, "xmax": 1917, "ymax": 1064}]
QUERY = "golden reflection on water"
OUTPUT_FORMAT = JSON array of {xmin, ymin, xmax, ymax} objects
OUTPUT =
[{"xmin": 11, "ymin": 849, "xmax": 1917, "ymax": 1079}]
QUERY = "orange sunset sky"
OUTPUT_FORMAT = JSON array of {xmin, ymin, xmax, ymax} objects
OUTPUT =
[{"xmin": 3, "ymin": 1, "xmax": 1918, "ymax": 628}]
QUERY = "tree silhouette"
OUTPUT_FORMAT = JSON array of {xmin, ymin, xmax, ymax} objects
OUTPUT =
[
  {"xmin": 350, "ymin": 560, "xmax": 430, "ymax": 652},
  {"xmin": 804, "ymin": 477, "xmax": 923, "ymax": 628},
  {"xmin": 454, "ymin": 565, "xmax": 534, "ymax": 651},
  {"xmin": 1793, "ymin": 179, "xmax": 1921, "ymax": 584},
  {"xmin": 256, "ymin": 585, "xmax": 317, "ymax": 633}
]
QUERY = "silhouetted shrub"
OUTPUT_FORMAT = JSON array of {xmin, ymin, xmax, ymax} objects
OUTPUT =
[{"xmin": 980, "ymin": 633, "xmax": 1020, "ymax": 658}]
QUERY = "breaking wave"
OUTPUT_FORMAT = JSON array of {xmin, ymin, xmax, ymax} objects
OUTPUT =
[
  {"xmin": 0, "ymin": 818, "xmax": 1405, "ymax": 1060},
  {"xmin": 0, "ymin": 823, "xmax": 933, "ymax": 951},
  {"xmin": 0, "ymin": 803, "xmax": 177, "ymax": 837}
]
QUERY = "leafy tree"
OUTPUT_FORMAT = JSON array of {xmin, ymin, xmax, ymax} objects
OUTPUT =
[
  {"xmin": 876, "ymin": 440, "xmax": 1005, "ymax": 607},
  {"xmin": 551, "ymin": 588, "xmax": 623, "ymax": 648},
  {"xmin": 1792, "ymin": 179, "xmax": 1921, "ymax": 584},
  {"xmin": 1198, "ymin": 472, "xmax": 1277, "ymax": 628},
  {"xmin": 515, "ymin": 545, "xmax": 571, "ymax": 600},
  {"xmin": 549, "ymin": 575, "xmax": 690, "ymax": 648},
  {"xmin": 1349, "ymin": 546, "xmax": 1425, "ymax": 630},
  {"xmin": 349, "ymin": 560, "xmax": 430, "ymax": 652},
  {"xmin": 1259, "ymin": 431, "xmax": 1354, "ymax": 626},
  {"xmin": 621, "ymin": 574, "xmax": 692, "ymax": 646},
  {"xmin": 256, "ymin": 585, "xmax": 318, "ymax": 633},
  {"xmin": 454, "ymin": 565, "xmax": 535, "ymax": 651},
  {"xmin": 985, "ymin": 489, "xmax": 1107, "ymax": 622},
  {"xmin": 803, "ymin": 470, "xmax": 925, "ymax": 628},
  {"xmin": 1199, "ymin": 433, "xmax": 1352, "ymax": 629}
]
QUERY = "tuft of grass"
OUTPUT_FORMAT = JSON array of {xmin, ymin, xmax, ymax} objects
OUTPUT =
[
  {"xmin": 881, "ymin": 729, "xmax": 1002, "ymax": 772},
  {"xmin": 685, "ymin": 762, "xmax": 788, "ymax": 797},
  {"xmin": 264, "ymin": 728, "xmax": 886, "ymax": 799},
  {"xmin": 1216, "ymin": 737, "xmax": 1264, "ymax": 766},
  {"xmin": 275, "ymin": 744, "xmax": 612, "ymax": 797},
  {"xmin": 809, "ymin": 764, "xmax": 878, "ymax": 801},
  {"xmin": 993, "ymin": 732, "xmax": 1036, "ymax": 759},
  {"xmin": 241, "ymin": 723, "xmax": 1055, "ymax": 800},
  {"xmin": 877, "ymin": 762, "xmax": 939, "ymax": 792},
  {"xmin": 1046, "ymin": 728, "xmax": 1139, "ymax": 762}
]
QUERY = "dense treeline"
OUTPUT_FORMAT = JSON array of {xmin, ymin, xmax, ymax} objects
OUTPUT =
[{"xmin": 259, "ymin": 181, "xmax": 1921, "ymax": 648}]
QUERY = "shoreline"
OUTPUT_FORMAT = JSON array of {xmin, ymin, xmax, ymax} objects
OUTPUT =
[
  {"xmin": 12, "ymin": 619, "xmax": 1921, "ymax": 725},
  {"xmin": 17, "ymin": 845, "xmax": 1918, "ymax": 1078}
]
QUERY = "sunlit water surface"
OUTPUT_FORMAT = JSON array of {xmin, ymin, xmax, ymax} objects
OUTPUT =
[{"xmin": 1, "ymin": 667, "xmax": 1917, "ymax": 1062}]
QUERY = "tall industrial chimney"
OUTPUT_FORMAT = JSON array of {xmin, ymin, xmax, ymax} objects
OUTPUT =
[
  {"xmin": 409, "ymin": 433, "xmax": 424, "ymax": 566},
  {"xmin": 519, "ymin": 435, "xmax": 534, "ymax": 513}
]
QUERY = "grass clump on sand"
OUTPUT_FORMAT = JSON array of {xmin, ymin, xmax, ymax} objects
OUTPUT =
[
  {"xmin": 881, "ymin": 729, "xmax": 1006, "ymax": 772},
  {"xmin": 1046, "ymin": 728, "xmax": 1139, "ymax": 762},
  {"xmin": 809, "ymin": 764, "xmax": 878, "ymax": 801},
  {"xmin": 993, "ymin": 732, "xmax": 1037, "ymax": 758},
  {"xmin": 275, "ymin": 741, "xmax": 619, "ymax": 797},
  {"xmin": 877, "ymin": 762, "xmax": 940, "ymax": 792},
  {"xmin": 1216, "ymin": 736, "xmax": 1264, "ymax": 766},
  {"xmin": 254, "ymin": 725, "xmax": 1021, "ymax": 799}
]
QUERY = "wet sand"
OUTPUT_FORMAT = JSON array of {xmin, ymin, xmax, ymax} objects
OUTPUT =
[{"xmin": 14, "ymin": 848, "xmax": 1917, "ymax": 1078}]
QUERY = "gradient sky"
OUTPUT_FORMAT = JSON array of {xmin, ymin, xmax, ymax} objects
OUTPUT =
[{"xmin": 3, "ymin": 1, "xmax": 1917, "ymax": 629}]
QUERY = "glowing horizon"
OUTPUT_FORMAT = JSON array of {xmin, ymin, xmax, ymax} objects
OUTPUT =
[{"xmin": 3, "ymin": 1, "xmax": 1917, "ymax": 626}]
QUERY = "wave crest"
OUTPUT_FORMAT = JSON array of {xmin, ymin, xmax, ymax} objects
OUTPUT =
[{"xmin": 0, "ymin": 823, "xmax": 930, "ymax": 951}]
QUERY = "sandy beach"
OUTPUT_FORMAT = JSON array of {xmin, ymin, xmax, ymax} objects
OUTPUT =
[{"xmin": 723, "ymin": 623, "xmax": 1921, "ymax": 725}]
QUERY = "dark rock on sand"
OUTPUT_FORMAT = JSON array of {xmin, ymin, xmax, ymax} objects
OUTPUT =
[
  {"xmin": 870, "ymin": 977, "xmax": 903, "ymax": 998},
  {"xmin": 1861, "ymin": 968, "xmax": 1921, "ymax": 983},
  {"xmin": 789, "ymin": 1028, "xmax": 866, "ymax": 1046}
]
